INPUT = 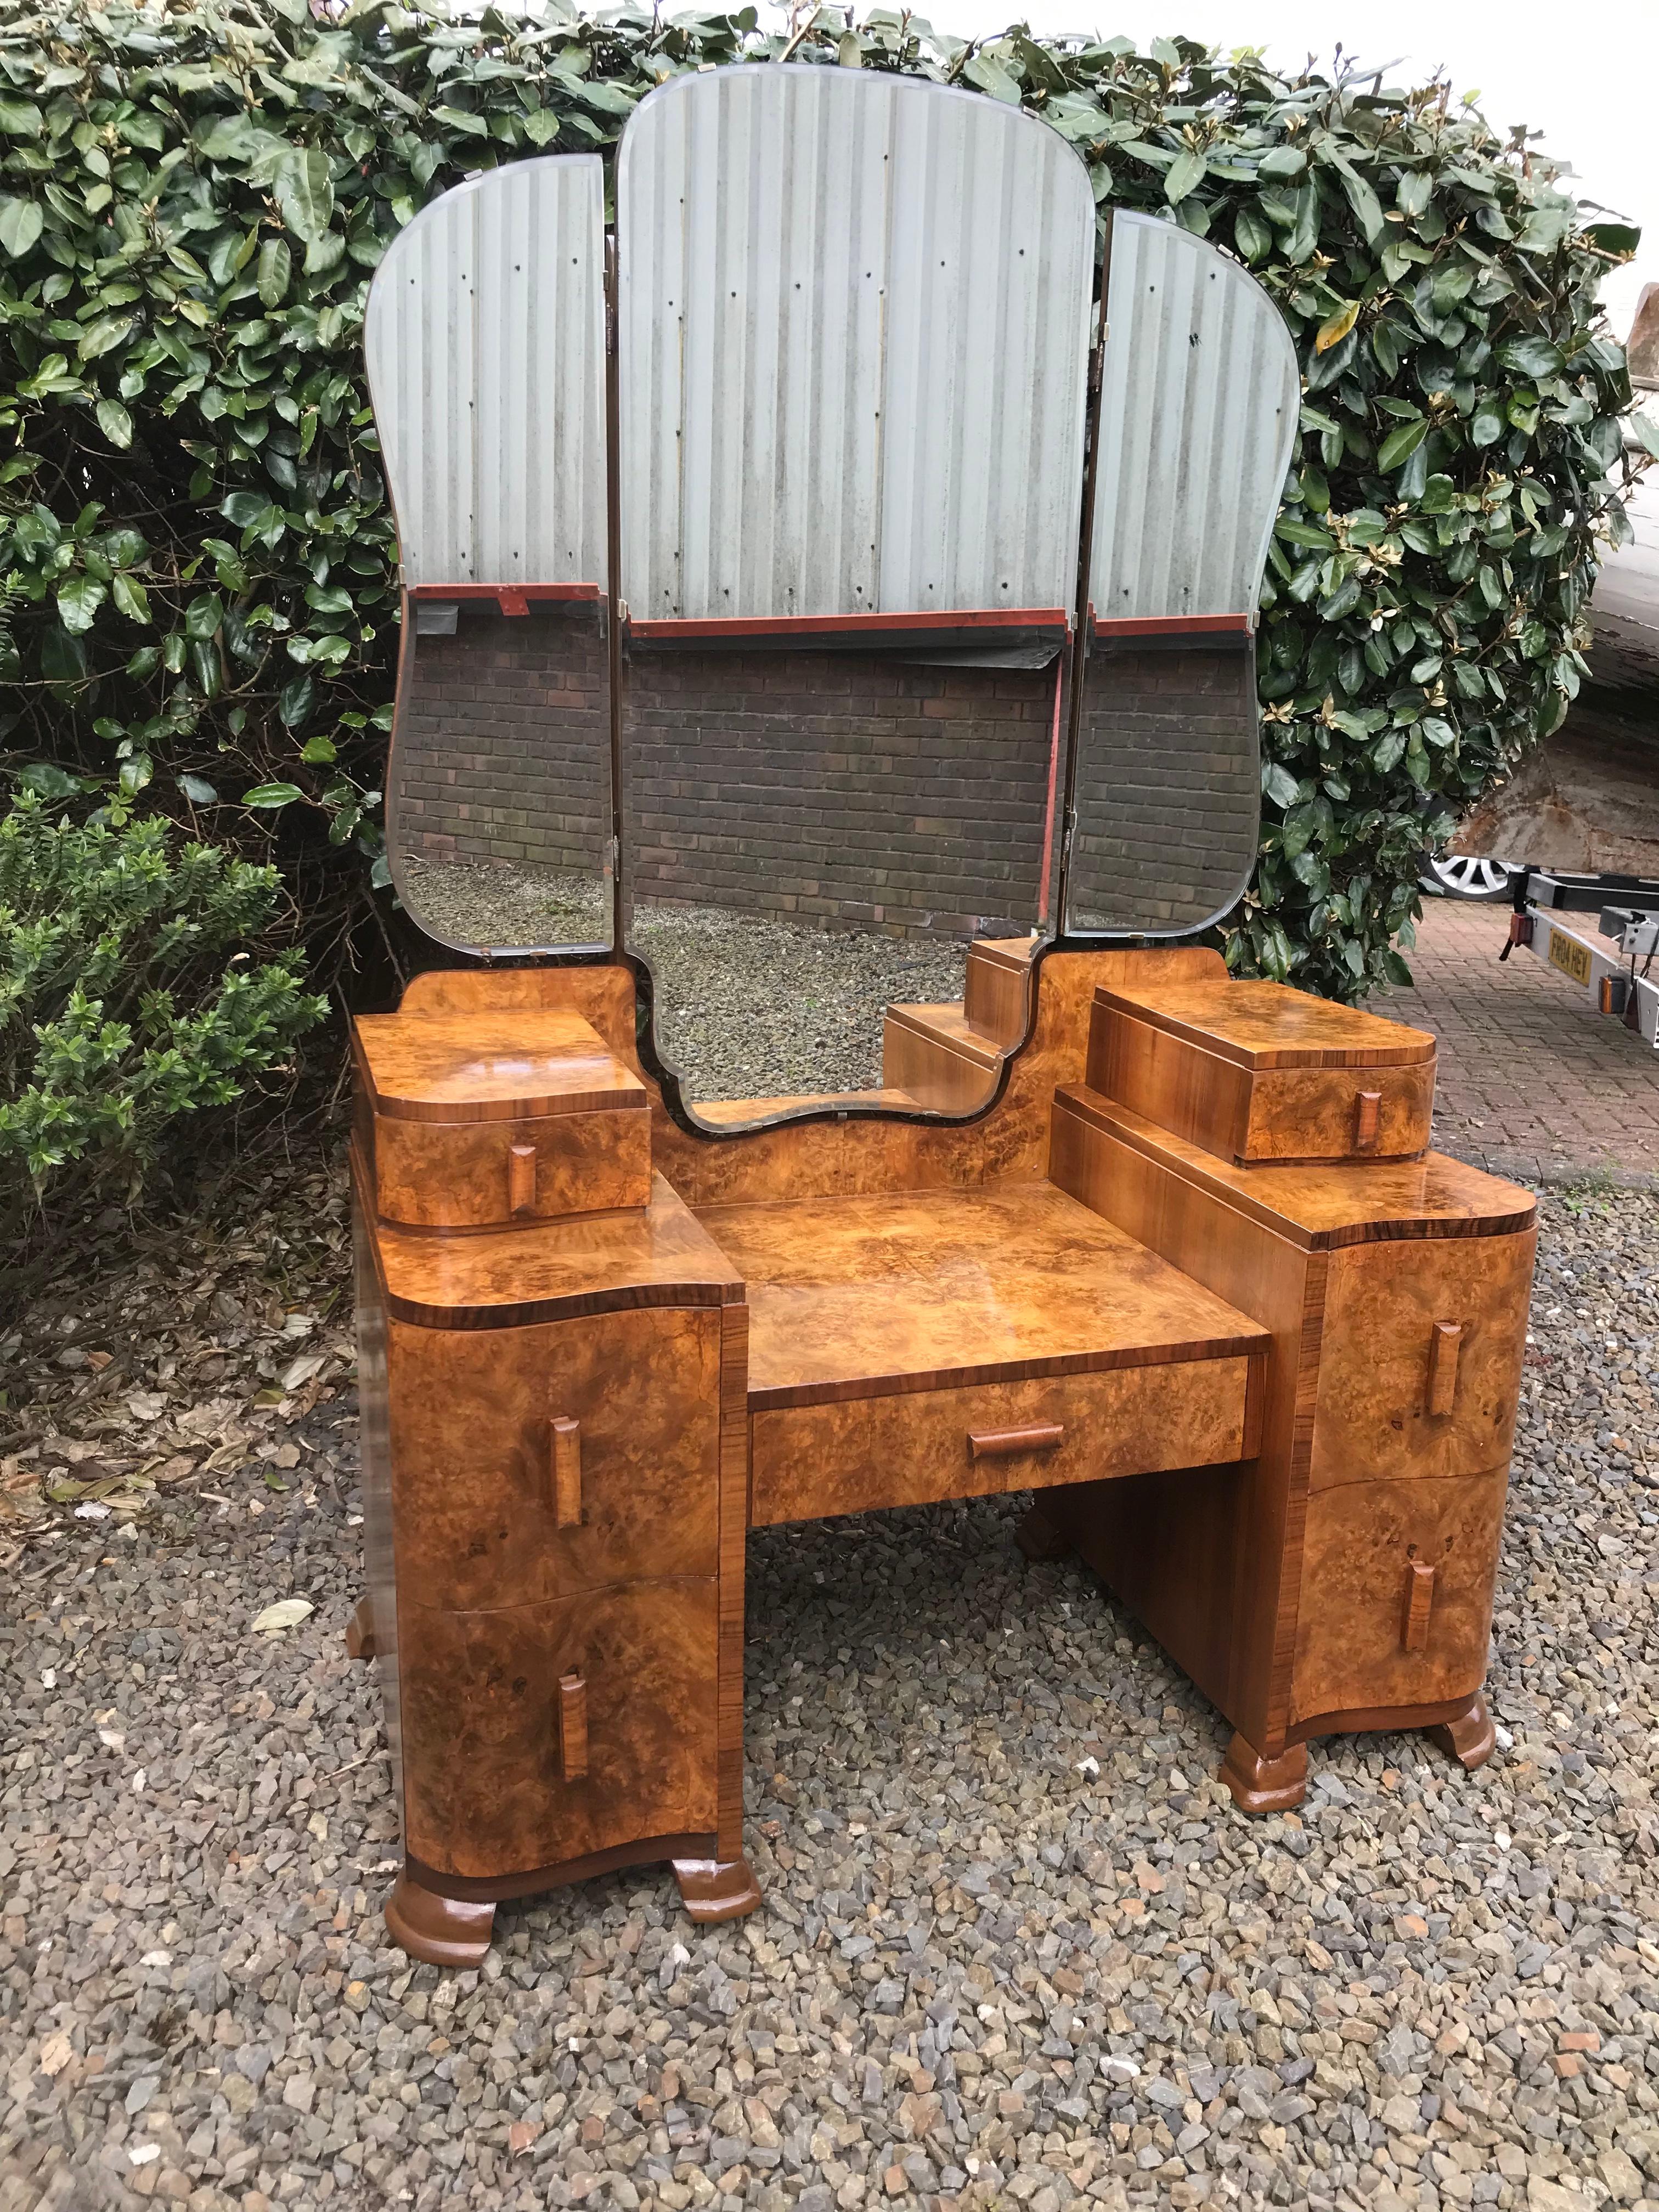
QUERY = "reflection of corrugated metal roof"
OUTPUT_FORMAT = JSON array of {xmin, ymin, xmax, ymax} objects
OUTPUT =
[
  {"xmin": 617, "ymin": 65, "xmax": 1096, "ymax": 625},
  {"xmin": 365, "ymin": 156, "xmax": 607, "ymax": 591},
  {"xmin": 1091, "ymin": 211, "xmax": 1300, "ymax": 623}
]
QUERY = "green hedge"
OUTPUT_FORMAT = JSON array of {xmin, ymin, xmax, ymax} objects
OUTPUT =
[
  {"xmin": 0, "ymin": 2, "xmax": 1644, "ymax": 1000},
  {"xmin": 0, "ymin": 790, "xmax": 325, "ymax": 1246}
]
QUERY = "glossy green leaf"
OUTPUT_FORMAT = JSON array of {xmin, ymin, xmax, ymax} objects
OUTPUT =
[
  {"xmin": 1497, "ymin": 335, "xmax": 1565, "ymax": 379},
  {"xmin": 95, "ymin": 398, "xmax": 133, "ymax": 450},
  {"xmin": 256, "ymin": 238, "xmax": 292, "ymax": 308},
  {"xmin": 1376, "ymin": 416, "xmax": 1431, "ymax": 471},
  {"xmin": 56, "ymin": 575, "xmax": 106, "ymax": 635},
  {"xmin": 1165, "ymin": 146, "xmax": 1205, "ymax": 204},
  {"xmin": 0, "ymin": 195, "xmax": 43, "ymax": 258},
  {"xmin": 272, "ymin": 148, "xmax": 334, "ymax": 245},
  {"xmin": 111, "ymin": 572, "xmax": 150, "ymax": 623}
]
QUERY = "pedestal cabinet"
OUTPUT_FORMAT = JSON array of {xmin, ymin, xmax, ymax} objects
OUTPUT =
[
  {"xmin": 350, "ymin": 1009, "xmax": 755, "ymax": 1966},
  {"xmin": 1035, "ymin": 976, "xmax": 1534, "ymax": 1806}
]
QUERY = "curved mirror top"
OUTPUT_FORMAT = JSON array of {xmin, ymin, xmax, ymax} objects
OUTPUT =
[
  {"xmin": 367, "ymin": 155, "xmax": 613, "ymax": 953},
  {"xmin": 616, "ymin": 64, "xmax": 1096, "ymax": 631},
  {"xmin": 1064, "ymin": 211, "xmax": 1300, "ymax": 939}
]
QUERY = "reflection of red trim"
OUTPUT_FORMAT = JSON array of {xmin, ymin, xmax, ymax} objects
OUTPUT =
[
  {"xmin": 407, "ymin": 582, "xmax": 604, "ymax": 612},
  {"xmin": 1037, "ymin": 656, "xmax": 1064, "ymax": 923},
  {"xmin": 629, "ymin": 607, "xmax": 1070, "ymax": 639},
  {"xmin": 1090, "ymin": 610, "xmax": 1254, "ymax": 637}
]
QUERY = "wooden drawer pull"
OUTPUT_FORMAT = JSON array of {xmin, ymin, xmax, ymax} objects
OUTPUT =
[
  {"xmin": 558, "ymin": 1671, "xmax": 588, "ymax": 1781},
  {"xmin": 969, "ymin": 1423, "xmax": 1065, "ymax": 1459},
  {"xmin": 550, "ymin": 1416, "xmax": 583, "ymax": 1526},
  {"xmin": 507, "ymin": 1141, "xmax": 538, "ymax": 1217},
  {"xmin": 1402, "ymin": 1559, "xmax": 1436, "ymax": 1652},
  {"xmin": 1353, "ymin": 1090, "xmax": 1382, "ymax": 1152},
  {"xmin": 1426, "ymin": 1320, "xmax": 1463, "ymax": 1417}
]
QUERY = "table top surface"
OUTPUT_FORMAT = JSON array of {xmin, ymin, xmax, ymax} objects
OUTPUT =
[{"xmin": 695, "ymin": 1178, "xmax": 1268, "ymax": 1408}]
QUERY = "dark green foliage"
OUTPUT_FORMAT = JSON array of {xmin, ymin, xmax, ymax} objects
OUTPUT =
[
  {"xmin": 0, "ymin": 792, "xmax": 325, "ymax": 1237},
  {"xmin": 0, "ymin": 3, "xmax": 1643, "ymax": 1000}
]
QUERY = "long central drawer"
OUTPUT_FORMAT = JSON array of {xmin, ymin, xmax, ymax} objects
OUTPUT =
[{"xmin": 750, "ymin": 1355, "xmax": 1261, "ymax": 1525}]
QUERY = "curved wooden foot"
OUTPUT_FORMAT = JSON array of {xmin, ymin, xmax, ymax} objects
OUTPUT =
[
  {"xmin": 1015, "ymin": 1501, "xmax": 1071, "ymax": 1562},
  {"xmin": 385, "ymin": 1872, "xmax": 495, "ymax": 1968},
  {"xmin": 1427, "ymin": 1692, "xmax": 1496, "ymax": 1774},
  {"xmin": 345, "ymin": 1595, "xmax": 377, "ymax": 1662},
  {"xmin": 1222, "ymin": 1733, "xmax": 1308, "ymax": 1813},
  {"xmin": 673, "ymin": 1857, "xmax": 762, "ymax": 1925}
]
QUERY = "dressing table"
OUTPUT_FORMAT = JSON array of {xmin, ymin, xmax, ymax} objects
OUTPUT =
[{"xmin": 351, "ymin": 65, "xmax": 1534, "ymax": 1966}]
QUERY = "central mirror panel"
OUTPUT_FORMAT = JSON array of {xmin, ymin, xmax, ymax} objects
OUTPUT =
[{"xmin": 614, "ymin": 66, "xmax": 1094, "ymax": 1121}]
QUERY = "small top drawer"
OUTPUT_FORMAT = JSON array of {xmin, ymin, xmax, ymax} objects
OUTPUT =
[
  {"xmin": 1087, "ymin": 978, "xmax": 1435, "ymax": 1166},
  {"xmin": 354, "ymin": 1007, "xmax": 651, "ymax": 1228},
  {"xmin": 1310, "ymin": 1228, "xmax": 1534, "ymax": 1489}
]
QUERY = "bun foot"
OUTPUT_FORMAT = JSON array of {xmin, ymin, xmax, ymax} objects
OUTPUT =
[
  {"xmin": 673, "ymin": 1857, "xmax": 762, "ymax": 1925},
  {"xmin": 1222, "ymin": 1733, "xmax": 1308, "ymax": 1813},
  {"xmin": 345, "ymin": 1596, "xmax": 377, "ymax": 1662},
  {"xmin": 1015, "ymin": 1502, "xmax": 1071, "ymax": 1562},
  {"xmin": 385, "ymin": 1873, "xmax": 495, "ymax": 1968},
  {"xmin": 1428, "ymin": 1693, "xmax": 1496, "ymax": 1774}
]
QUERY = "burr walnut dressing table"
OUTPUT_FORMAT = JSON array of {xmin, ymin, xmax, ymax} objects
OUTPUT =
[{"xmin": 351, "ymin": 67, "xmax": 1534, "ymax": 1966}]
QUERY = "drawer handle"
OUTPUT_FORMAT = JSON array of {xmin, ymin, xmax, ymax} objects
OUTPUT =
[
  {"xmin": 508, "ymin": 1141, "xmax": 538, "ymax": 1217},
  {"xmin": 1353, "ymin": 1090, "xmax": 1382, "ymax": 1152},
  {"xmin": 550, "ymin": 1416, "xmax": 583, "ymax": 1526},
  {"xmin": 1401, "ymin": 1559, "xmax": 1436, "ymax": 1652},
  {"xmin": 558, "ymin": 1671, "xmax": 588, "ymax": 1781},
  {"xmin": 969, "ymin": 1423, "xmax": 1065, "ymax": 1459},
  {"xmin": 1426, "ymin": 1320, "xmax": 1463, "ymax": 1417}
]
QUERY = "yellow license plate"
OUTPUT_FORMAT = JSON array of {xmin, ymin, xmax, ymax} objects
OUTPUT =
[{"xmin": 1548, "ymin": 927, "xmax": 1592, "ymax": 985}]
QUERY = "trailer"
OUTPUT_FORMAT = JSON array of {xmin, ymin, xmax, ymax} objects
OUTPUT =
[{"xmin": 1503, "ymin": 865, "xmax": 1659, "ymax": 1046}]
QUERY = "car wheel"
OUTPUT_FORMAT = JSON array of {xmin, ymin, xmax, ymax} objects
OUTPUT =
[{"xmin": 1420, "ymin": 853, "xmax": 1521, "ymax": 901}]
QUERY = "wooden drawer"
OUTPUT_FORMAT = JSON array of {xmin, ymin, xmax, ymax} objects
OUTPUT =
[
  {"xmin": 399, "ymin": 1581, "xmax": 718, "ymax": 1880},
  {"xmin": 374, "ymin": 1107, "xmax": 651, "ymax": 1229},
  {"xmin": 749, "ymin": 1355, "xmax": 1260, "ymax": 1527},
  {"xmin": 1086, "ymin": 979, "xmax": 1435, "ymax": 1166},
  {"xmin": 387, "ymin": 1306, "xmax": 720, "ymax": 1606},
  {"xmin": 354, "ymin": 1005, "xmax": 651, "ymax": 1228},
  {"xmin": 1310, "ymin": 1230, "xmax": 1533, "ymax": 1489},
  {"xmin": 1233, "ymin": 1060, "xmax": 1434, "ymax": 1164},
  {"xmin": 1289, "ymin": 1473, "xmax": 1506, "ymax": 1726}
]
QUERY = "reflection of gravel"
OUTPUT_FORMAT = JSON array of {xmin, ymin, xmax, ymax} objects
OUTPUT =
[
  {"xmin": 634, "ymin": 905, "xmax": 967, "ymax": 1103},
  {"xmin": 400, "ymin": 857, "xmax": 970, "ymax": 1102},
  {"xmin": 401, "ymin": 855, "xmax": 608, "ymax": 951},
  {"xmin": 5, "ymin": 1186, "xmax": 1659, "ymax": 2211}
]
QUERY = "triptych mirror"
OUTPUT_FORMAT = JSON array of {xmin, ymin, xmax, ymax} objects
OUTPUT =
[{"xmin": 366, "ymin": 65, "xmax": 1299, "ymax": 1130}]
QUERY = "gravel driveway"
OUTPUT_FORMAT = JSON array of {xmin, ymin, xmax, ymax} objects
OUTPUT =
[{"xmin": 3, "ymin": 1171, "xmax": 1657, "ymax": 2212}]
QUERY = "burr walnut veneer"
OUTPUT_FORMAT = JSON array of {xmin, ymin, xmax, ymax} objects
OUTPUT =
[{"xmin": 351, "ymin": 944, "xmax": 1533, "ymax": 1963}]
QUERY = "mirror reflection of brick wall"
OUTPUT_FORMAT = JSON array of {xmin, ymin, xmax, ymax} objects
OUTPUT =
[
  {"xmin": 395, "ymin": 606, "xmax": 1058, "ymax": 941},
  {"xmin": 1068, "ymin": 642, "xmax": 1259, "ymax": 933},
  {"xmin": 622, "ymin": 646, "xmax": 1055, "ymax": 940},
  {"xmin": 395, "ymin": 611, "xmax": 1260, "ymax": 944},
  {"xmin": 394, "ymin": 605, "xmax": 611, "ymax": 879}
]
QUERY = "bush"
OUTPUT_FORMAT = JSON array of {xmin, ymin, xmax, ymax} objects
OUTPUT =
[
  {"xmin": 0, "ymin": 792, "xmax": 325, "ymax": 1247},
  {"xmin": 0, "ymin": 3, "xmax": 1644, "ymax": 1000}
]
